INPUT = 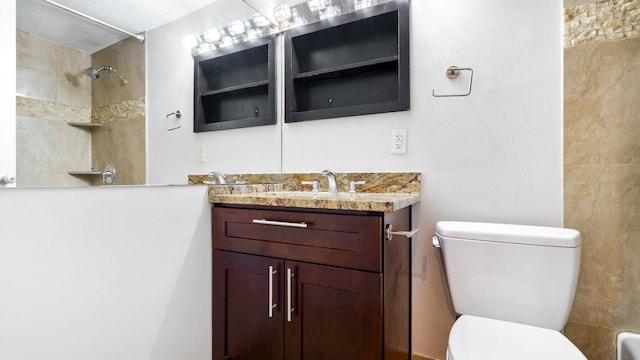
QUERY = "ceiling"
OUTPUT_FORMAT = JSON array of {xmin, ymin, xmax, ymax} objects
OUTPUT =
[{"xmin": 16, "ymin": 0, "xmax": 225, "ymax": 53}]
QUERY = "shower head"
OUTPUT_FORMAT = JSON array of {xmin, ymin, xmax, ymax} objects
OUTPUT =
[
  {"xmin": 84, "ymin": 66, "xmax": 110, "ymax": 80},
  {"xmin": 83, "ymin": 66, "xmax": 128, "ymax": 84}
]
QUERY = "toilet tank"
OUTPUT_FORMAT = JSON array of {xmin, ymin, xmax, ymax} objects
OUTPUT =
[{"xmin": 435, "ymin": 221, "xmax": 581, "ymax": 331}]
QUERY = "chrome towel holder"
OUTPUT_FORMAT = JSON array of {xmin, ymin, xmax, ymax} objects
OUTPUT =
[
  {"xmin": 432, "ymin": 66, "xmax": 474, "ymax": 97},
  {"xmin": 166, "ymin": 110, "xmax": 182, "ymax": 131}
]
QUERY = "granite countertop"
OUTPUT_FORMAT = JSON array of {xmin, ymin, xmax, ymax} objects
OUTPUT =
[{"xmin": 200, "ymin": 172, "xmax": 421, "ymax": 212}]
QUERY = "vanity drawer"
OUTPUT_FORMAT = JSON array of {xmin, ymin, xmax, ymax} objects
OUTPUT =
[{"xmin": 212, "ymin": 206, "xmax": 383, "ymax": 272}]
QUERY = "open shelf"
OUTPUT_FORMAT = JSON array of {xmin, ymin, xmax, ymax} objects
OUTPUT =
[
  {"xmin": 293, "ymin": 56, "xmax": 399, "ymax": 80},
  {"xmin": 194, "ymin": 37, "xmax": 276, "ymax": 132},
  {"xmin": 284, "ymin": 0, "xmax": 409, "ymax": 123},
  {"xmin": 201, "ymin": 80, "xmax": 269, "ymax": 97}
]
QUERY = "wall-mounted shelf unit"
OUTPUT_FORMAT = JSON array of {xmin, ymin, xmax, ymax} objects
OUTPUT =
[
  {"xmin": 284, "ymin": 0, "xmax": 410, "ymax": 123},
  {"xmin": 194, "ymin": 36, "xmax": 276, "ymax": 132}
]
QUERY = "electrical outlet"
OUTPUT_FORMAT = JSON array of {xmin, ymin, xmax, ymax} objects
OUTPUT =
[
  {"xmin": 197, "ymin": 145, "xmax": 206, "ymax": 162},
  {"xmin": 391, "ymin": 129, "xmax": 407, "ymax": 154}
]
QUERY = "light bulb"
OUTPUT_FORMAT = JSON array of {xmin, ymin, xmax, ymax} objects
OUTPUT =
[
  {"xmin": 308, "ymin": 0, "xmax": 329, "ymax": 12},
  {"xmin": 273, "ymin": 4, "xmax": 292, "ymax": 22},
  {"xmin": 228, "ymin": 20, "xmax": 246, "ymax": 36},
  {"xmin": 203, "ymin": 28, "xmax": 222, "ymax": 42},
  {"xmin": 219, "ymin": 36, "xmax": 235, "ymax": 48},
  {"xmin": 181, "ymin": 34, "xmax": 199, "ymax": 49},
  {"xmin": 253, "ymin": 14, "xmax": 271, "ymax": 28},
  {"xmin": 319, "ymin": 5, "xmax": 340, "ymax": 20}
]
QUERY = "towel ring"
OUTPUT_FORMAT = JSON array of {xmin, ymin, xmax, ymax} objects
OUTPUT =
[
  {"xmin": 166, "ymin": 110, "xmax": 182, "ymax": 131},
  {"xmin": 432, "ymin": 66, "xmax": 474, "ymax": 97}
]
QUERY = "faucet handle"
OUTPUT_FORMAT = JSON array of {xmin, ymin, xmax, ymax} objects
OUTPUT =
[
  {"xmin": 301, "ymin": 180, "xmax": 319, "ymax": 192},
  {"xmin": 349, "ymin": 181, "xmax": 366, "ymax": 193}
]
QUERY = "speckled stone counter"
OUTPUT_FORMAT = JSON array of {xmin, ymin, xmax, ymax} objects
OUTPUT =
[
  {"xmin": 208, "ymin": 190, "xmax": 419, "ymax": 212},
  {"xmin": 193, "ymin": 172, "xmax": 421, "ymax": 212}
]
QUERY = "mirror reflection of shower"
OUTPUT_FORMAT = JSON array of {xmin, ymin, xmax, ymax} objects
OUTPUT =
[{"xmin": 83, "ymin": 66, "xmax": 129, "ymax": 84}]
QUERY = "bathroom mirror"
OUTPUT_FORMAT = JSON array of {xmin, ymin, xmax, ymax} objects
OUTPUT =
[{"xmin": 14, "ymin": 0, "xmax": 282, "ymax": 187}]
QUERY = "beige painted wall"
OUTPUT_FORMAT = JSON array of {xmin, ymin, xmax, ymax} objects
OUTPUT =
[{"xmin": 563, "ymin": 1, "xmax": 640, "ymax": 359}]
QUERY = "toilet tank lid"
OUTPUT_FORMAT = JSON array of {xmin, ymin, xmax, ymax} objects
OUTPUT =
[{"xmin": 436, "ymin": 221, "xmax": 581, "ymax": 248}]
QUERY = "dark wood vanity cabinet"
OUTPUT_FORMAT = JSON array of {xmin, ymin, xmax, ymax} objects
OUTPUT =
[
  {"xmin": 284, "ymin": 0, "xmax": 410, "ymax": 123},
  {"xmin": 194, "ymin": 37, "xmax": 276, "ymax": 132},
  {"xmin": 212, "ymin": 205, "xmax": 411, "ymax": 360}
]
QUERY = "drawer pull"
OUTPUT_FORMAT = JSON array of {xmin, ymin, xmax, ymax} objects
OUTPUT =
[
  {"xmin": 268, "ymin": 265, "xmax": 277, "ymax": 318},
  {"xmin": 253, "ymin": 219, "xmax": 308, "ymax": 228},
  {"xmin": 287, "ymin": 268, "xmax": 295, "ymax": 322}
]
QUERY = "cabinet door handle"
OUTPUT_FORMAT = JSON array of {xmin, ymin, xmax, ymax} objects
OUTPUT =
[
  {"xmin": 268, "ymin": 265, "xmax": 278, "ymax": 318},
  {"xmin": 253, "ymin": 219, "xmax": 308, "ymax": 228},
  {"xmin": 287, "ymin": 268, "xmax": 295, "ymax": 322}
]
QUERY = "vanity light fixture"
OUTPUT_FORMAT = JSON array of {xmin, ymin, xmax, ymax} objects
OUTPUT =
[
  {"xmin": 273, "ymin": 3, "xmax": 293, "ymax": 22},
  {"xmin": 272, "ymin": 0, "xmax": 388, "ymax": 30},
  {"xmin": 184, "ymin": 14, "xmax": 278, "ymax": 56},
  {"xmin": 203, "ymin": 28, "xmax": 222, "ymax": 42},
  {"xmin": 227, "ymin": 20, "xmax": 246, "ymax": 36},
  {"xmin": 253, "ymin": 14, "xmax": 271, "ymax": 28},
  {"xmin": 196, "ymin": 42, "xmax": 216, "ymax": 55},
  {"xmin": 319, "ymin": 5, "xmax": 341, "ymax": 19},
  {"xmin": 185, "ymin": 0, "xmax": 388, "ymax": 56},
  {"xmin": 181, "ymin": 34, "xmax": 200, "ymax": 49},
  {"xmin": 219, "ymin": 35, "xmax": 236, "ymax": 48},
  {"xmin": 354, "ymin": 0, "xmax": 379, "ymax": 10},
  {"xmin": 308, "ymin": 0, "xmax": 329, "ymax": 11},
  {"xmin": 247, "ymin": 28, "xmax": 259, "ymax": 40}
]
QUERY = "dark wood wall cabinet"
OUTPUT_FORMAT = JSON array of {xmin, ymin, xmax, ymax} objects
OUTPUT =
[
  {"xmin": 194, "ymin": 37, "xmax": 276, "ymax": 132},
  {"xmin": 212, "ymin": 204, "xmax": 412, "ymax": 359},
  {"xmin": 284, "ymin": 0, "xmax": 410, "ymax": 123}
]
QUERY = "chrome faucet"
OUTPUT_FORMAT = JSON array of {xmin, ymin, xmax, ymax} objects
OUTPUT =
[
  {"xmin": 321, "ymin": 169, "xmax": 338, "ymax": 193},
  {"xmin": 206, "ymin": 171, "xmax": 227, "ymax": 184}
]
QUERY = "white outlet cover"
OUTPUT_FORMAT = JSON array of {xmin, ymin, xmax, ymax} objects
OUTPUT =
[{"xmin": 392, "ymin": 129, "xmax": 407, "ymax": 154}]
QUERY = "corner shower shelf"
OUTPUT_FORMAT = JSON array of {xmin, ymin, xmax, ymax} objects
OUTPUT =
[
  {"xmin": 68, "ymin": 165, "xmax": 116, "ymax": 184},
  {"xmin": 66, "ymin": 122, "xmax": 102, "ymax": 128},
  {"xmin": 67, "ymin": 170, "xmax": 103, "ymax": 175}
]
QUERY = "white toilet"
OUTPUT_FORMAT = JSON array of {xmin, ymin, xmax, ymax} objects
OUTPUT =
[{"xmin": 433, "ymin": 221, "xmax": 587, "ymax": 360}]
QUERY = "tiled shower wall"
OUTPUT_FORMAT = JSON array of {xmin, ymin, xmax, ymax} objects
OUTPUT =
[
  {"xmin": 90, "ymin": 38, "xmax": 146, "ymax": 185},
  {"xmin": 15, "ymin": 32, "xmax": 145, "ymax": 186},
  {"xmin": 16, "ymin": 31, "xmax": 92, "ymax": 186},
  {"xmin": 563, "ymin": 0, "xmax": 640, "ymax": 359}
]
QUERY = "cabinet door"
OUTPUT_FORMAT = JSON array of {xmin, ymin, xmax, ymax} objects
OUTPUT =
[
  {"xmin": 284, "ymin": 261, "xmax": 383, "ymax": 360},
  {"xmin": 213, "ymin": 250, "xmax": 284, "ymax": 360}
]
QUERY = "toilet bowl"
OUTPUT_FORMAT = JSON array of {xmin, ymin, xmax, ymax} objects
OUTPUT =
[
  {"xmin": 447, "ymin": 315, "xmax": 585, "ymax": 360},
  {"xmin": 434, "ymin": 221, "xmax": 587, "ymax": 360}
]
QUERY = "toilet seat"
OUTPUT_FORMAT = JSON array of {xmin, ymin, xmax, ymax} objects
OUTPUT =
[{"xmin": 447, "ymin": 315, "xmax": 586, "ymax": 360}]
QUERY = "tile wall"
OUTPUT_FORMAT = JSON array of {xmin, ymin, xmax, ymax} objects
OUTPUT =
[
  {"xmin": 90, "ymin": 38, "xmax": 146, "ymax": 185},
  {"xmin": 563, "ymin": 0, "xmax": 640, "ymax": 359},
  {"xmin": 15, "ymin": 32, "xmax": 146, "ymax": 186},
  {"xmin": 16, "ymin": 31, "xmax": 92, "ymax": 186}
]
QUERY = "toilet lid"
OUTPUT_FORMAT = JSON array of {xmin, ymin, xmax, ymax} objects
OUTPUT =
[{"xmin": 448, "ymin": 315, "xmax": 587, "ymax": 360}]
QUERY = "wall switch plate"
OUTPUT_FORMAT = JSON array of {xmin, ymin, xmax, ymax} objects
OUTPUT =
[
  {"xmin": 197, "ymin": 145, "xmax": 206, "ymax": 162},
  {"xmin": 391, "ymin": 129, "xmax": 407, "ymax": 154}
]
